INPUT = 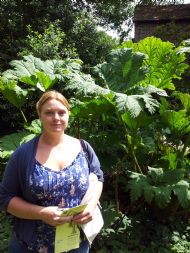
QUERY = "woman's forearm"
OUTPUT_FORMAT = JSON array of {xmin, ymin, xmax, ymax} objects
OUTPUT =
[
  {"xmin": 7, "ymin": 196, "xmax": 43, "ymax": 220},
  {"xmin": 7, "ymin": 196, "xmax": 72, "ymax": 226}
]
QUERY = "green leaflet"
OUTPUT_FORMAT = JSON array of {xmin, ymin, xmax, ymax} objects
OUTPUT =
[
  {"xmin": 173, "ymin": 92, "xmax": 190, "ymax": 112},
  {"xmin": 153, "ymin": 185, "xmax": 172, "ymax": 208},
  {"xmin": 65, "ymin": 71, "xmax": 109, "ymax": 97},
  {"xmin": 115, "ymin": 93, "xmax": 160, "ymax": 117},
  {"xmin": 0, "ymin": 79, "xmax": 28, "ymax": 109},
  {"xmin": 24, "ymin": 119, "xmax": 42, "ymax": 134},
  {"xmin": 94, "ymin": 48, "xmax": 148, "ymax": 92},
  {"xmin": 161, "ymin": 110, "xmax": 190, "ymax": 134},
  {"xmin": 71, "ymin": 96, "xmax": 115, "ymax": 120},
  {"xmin": 128, "ymin": 167, "xmax": 190, "ymax": 209},
  {"xmin": 0, "ymin": 131, "xmax": 33, "ymax": 158},
  {"xmin": 173, "ymin": 180, "xmax": 190, "ymax": 208},
  {"xmin": 127, "ymin": 172, "xmax": 147, "ymax": 201},
  {"xmin": 0, "ymin": 120, "xmax": 41, "ymax": 159},
  {"xmin": 1, "ymin": 55, "xmax": 81, "ymax": 91},
  {"xmin": 121, "ymin": 37, "xmax": 188, "ymax": 90}
]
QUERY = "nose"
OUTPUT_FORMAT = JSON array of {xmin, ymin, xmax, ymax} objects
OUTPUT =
[{"xmin": 53, "ymin": 113, "xmax": 60, "ymax": 120}]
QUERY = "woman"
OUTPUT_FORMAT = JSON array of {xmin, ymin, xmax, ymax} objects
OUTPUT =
[{"xmin": 0, "ymin": 90, "xmax": 104, "ymax": 253}]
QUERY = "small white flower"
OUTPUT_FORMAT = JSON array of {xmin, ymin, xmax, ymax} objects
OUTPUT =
[{"xmin": 80, "ymin": 174, "xmax": 87, "ymax": 185}]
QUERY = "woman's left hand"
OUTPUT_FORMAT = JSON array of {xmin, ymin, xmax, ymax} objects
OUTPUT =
[{"xmin": 71, "ymin": 205, "xmax": 94, "ymax": 225}]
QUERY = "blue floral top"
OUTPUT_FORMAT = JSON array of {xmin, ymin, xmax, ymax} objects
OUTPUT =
[{"xmin": 28, "ymin": 150, "xmax": 89, "ymax": 252}]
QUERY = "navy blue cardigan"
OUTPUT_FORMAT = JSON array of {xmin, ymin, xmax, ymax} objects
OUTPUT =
[{"xmin": 0, "ymin": 135, "xmax": 103, "ymax": 245}]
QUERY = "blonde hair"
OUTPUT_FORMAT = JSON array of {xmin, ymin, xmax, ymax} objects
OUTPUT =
[{"xmin": 36, "ymin": 90, "xmax": 70, "ymax": 116}]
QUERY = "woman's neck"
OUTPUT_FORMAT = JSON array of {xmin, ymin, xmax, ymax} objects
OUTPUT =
[{"xmin": 40, "ymin": 132, "xmax": 67, "ymax": 146}]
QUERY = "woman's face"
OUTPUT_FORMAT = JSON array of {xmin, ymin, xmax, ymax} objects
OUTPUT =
[{"xmin": 39, "ymin": 98, "xmax": 70, "ymax": 133}]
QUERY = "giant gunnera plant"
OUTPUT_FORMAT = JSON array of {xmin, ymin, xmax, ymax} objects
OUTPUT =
[{"xmin": 1, "ymin": 36, "xmax": 190, "ymax": 252}]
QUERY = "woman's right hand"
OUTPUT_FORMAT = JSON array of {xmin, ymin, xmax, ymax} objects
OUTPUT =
[
  {"xmin": 7, "ymin": 197, "xmax": 72, "ymax": 226},
  {"xmin": 39, "ymin": 206, "xmax": 72, "ymax": 226}
]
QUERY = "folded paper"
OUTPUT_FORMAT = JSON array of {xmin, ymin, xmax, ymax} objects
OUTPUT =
[{"xmin": 55, "ymin": 204, "xmax": 87, "ymax": 253}]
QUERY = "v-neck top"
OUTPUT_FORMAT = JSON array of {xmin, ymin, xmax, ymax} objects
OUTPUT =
[{"xmin": 28, "ymin": 150, "xmax": 89, "ymax": 251}]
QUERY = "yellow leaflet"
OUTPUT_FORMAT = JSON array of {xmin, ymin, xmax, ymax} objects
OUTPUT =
[{"xmin": 55, "ymin": 204, "xmax": 87, "ymax": 253}]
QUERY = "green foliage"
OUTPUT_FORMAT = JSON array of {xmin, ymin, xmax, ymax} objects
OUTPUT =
[
  {"xmin": 19, "ymin": 22, "xmax": 77, "ymax": 60},
  {"xmin": 62, "ymin": 37, "xmax": 190, "ymax": 215},
  {"xmin": 0, "ymin": 80, "xmax": 28, "ymax": 109},
  {"xmin": 0, "ymin": 119, "xmax": 41, "ymax": 159},
  {"xmin": 121, "ymin": 37, "xmax": 188, "ymax": 90},
  {"xmin": 66, "ymin": 37, "xmax": 190, "ymax": 213},
  {"xmin": 0, "ymin": 211, "xmax": 12, "ymax": 253},
  {"xmin": 0, "ymin": 36, "xmax": 190, "ymax": 251},
  {"xmin": 94, "ymin": 48, "xmax": 148, "ymax": 92},
  {"xmin": 127, "ymin": 168, "xmax": 190, "ymax": 209},
  {"xmin": 1, "ymin": 55, "xmax": 81, "ymax": 84},
  {"xmin": 68, "ymin": 11, "xmax": 118, "ymax": 67},
  {"xmin": 154, "ymin": 21, "xmax": 190, "ymax": 46},
  {"xmin": 0, "ymin": 130, "xmax": 36, "ymax": 159},
  {"xmin": 65, "ymin": 46, "xmax": 167, "ymax": 118},
  {"xmin": 161, "ymin": 110, "xmax": 190, "ymax": 134},
  {"xmin": 92, "ymin": 207, "xmax": 190, "ymax": 253},
  {"xmin": 0, "ymin": 56, "xmax": 84, "ymax": 125},
  {"xmin": 0, "ymin": 1, "xmax": 118, "ymax": 70}
]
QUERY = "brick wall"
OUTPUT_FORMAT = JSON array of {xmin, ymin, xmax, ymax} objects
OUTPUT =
[
  {"xmin": 134, "ymin": 21, "xmax": 190, "ymax": 43},
  {"xmin": 133, "ymin": 4, "xmax": 190, "ymax": 43}
]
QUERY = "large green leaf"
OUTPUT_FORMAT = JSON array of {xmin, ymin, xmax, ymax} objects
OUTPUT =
[
  {"xmin": 128, "ymin": 168, "xmax": 188, "ymax": 209},
  {"xmin": 144, "ymin": 184, "xmax": 154, "ymax": 204},
  {"xmin": 71, "ymin": 95, "xmax": 115, "ymax": 119},
  {"xmin": 0, "ymin": 131, "xmax": 33, "ymax": 159},
  {"xmin": 1, "ymin": 55, "xmax": 81, "ymax": 91},
  {"xmin": 0, "ymin": 79, "xmax": 28, "ymax": 108},
  {"xmin": 65, "ymin": 71, "xmax": 109, "ymax": 97},
  {"xmin": 153, "ymin": 185, "xmax": 172, "ymax": 208},
  {"xmin": 24, "ymin": 119, "xmax": 42, "ymax": 134},
  {"xmin": 94, "ymin": 48, "xmax": 148, "ymax": 92},
  {"xmin": 161, "ymin": 110, "xmax": 190, "ymax": 134},
  {"xmin": 177, "ymin": 39, "xmax": 190, "ymax": 54},
  {"xmin": 121, "ymin": 37, "xmax": 188, "ymax": 90},
  {"xmin": 173, "ymin": 180, "xmax": 190, "ymax": 208},
  {"xmin": 115, "ymin": 93, "xmax": 160, "ymax": 117},
  {"xmin": 2, "ymin": 55, "xmax": 46, "ymax": 80},
  {"xmin": 66, "ymin": 70, "xmax": 162, "ymax": 118},
  {"xmin": 127, "ymin": 172, "xmax": 148, "ymax": 201},
  {"xmin": 173, "ymin": 92, "xmax": 190, "ymax": 112},
  {"xmin": 63, "ymin": 48, "xmax": 166, "ymax": 119},
  {"xmin": 147, "ymin": 167, "xmax": 164, "ymax": 184}
]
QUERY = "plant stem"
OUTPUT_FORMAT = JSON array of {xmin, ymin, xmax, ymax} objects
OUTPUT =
[
  {"xmin": 20, "ymin": 109, "xmax": 27, "ymax": 124},
  {"xmin": 116, "ymin": 111, "xmax": 142, "ymax": 174},
  {"xmin": 131, "ymin": 149, "xmax": 143, "ymax": 174},
  {"xmin": 114, "ymin": 167, "xmax": 120, "ymax": 214}
]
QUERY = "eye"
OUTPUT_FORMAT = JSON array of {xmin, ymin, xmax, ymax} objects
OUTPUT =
[
  {"xmin": 58, "ymin": 110, "xmax": 66, "ymax": 116},
  {"xmin": 45, "ymin": 111, "xmax": 53, "ymax": 115}
]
